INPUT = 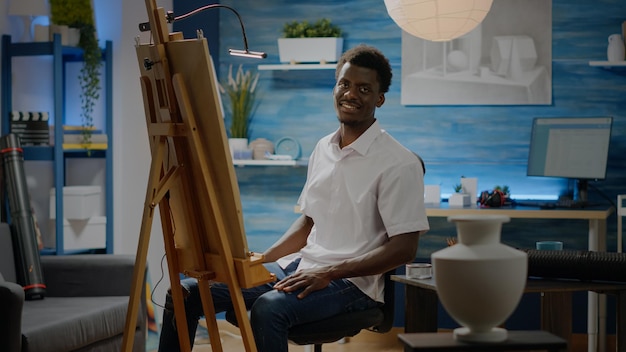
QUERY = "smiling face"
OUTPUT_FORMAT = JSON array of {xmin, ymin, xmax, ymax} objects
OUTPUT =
[{"xmin": 333, "ymin": 62, "xmax": 385, "ymax": 129}]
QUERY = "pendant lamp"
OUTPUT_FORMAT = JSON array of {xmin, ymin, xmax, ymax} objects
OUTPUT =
[{"xmin": 384, "ymin": 0, "xmax": 493, "ymax": 42}]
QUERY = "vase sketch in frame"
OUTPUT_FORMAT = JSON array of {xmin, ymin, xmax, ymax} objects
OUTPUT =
[{"xmin": 400, "ymin": 0, "xmax": 552, "ymax": 106}]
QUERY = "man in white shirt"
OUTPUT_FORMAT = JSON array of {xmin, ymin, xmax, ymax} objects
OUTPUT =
[{"xmin": 159, "ymin": 44, "xmax": 429, "ymax": 352}]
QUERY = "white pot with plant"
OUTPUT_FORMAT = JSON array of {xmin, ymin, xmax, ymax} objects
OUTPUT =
[
  {"xmin": 278, "ymin": 18, "xmax": 343, "ymax": 64},
  {"xmin": 219, "ymin": 65, "xmax": 260, "ymax": 159},
  {"xmin": 449, "ymin": 183, "xmax": 470, "ymax": 207}
]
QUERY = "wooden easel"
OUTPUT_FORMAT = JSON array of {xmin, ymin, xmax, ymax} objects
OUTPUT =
[{"xmin": 121, "ymin": 1, "xmax": 274, "ymax": 351}]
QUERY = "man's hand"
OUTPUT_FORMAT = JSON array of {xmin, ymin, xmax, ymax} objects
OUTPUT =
[
  {"xmin": 272, "ymin": 232, "xmax": 422, "ymax": 299},
  {"xmin": 273, "ymin": 268, "xmax": 331, "ymax": 299}
]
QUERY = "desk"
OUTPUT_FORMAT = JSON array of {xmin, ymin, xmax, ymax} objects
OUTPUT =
[
  {"xmin": 392, "ymin": 275, "xmax": 626, "ymax": 352},
  {"xmin": 398, "ymin": 330, "xmax": 567, "ymax": 352},
  {"xmin": 424, "ymin": 204, "xmax": 614, "ymax": 352},
  {"xmin": 425, "ymin": 204, "xmax": 613, "ymax": 252}
]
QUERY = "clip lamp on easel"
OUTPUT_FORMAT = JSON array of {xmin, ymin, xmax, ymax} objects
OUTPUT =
[{"xmin": 138, "ymin": 4, "xmax": 266, "ymax": 59}]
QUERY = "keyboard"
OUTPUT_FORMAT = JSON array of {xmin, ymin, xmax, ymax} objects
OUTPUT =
[
  {"xmin": 541, "ymin": 199, "xmax": 588, "ymax": 209},
  {"xmin": 555, "ymin": 198, "xmax": 581, "ymax": 208},
  {"xmin": 514, "ymin": 199, "xmax": 585, "ymax": 209}
]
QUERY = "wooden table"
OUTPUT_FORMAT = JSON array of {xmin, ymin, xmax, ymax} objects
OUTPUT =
[
  {"xmin": 398, "ymin": 330, "xmax": 567, "ymax": 351},
  {"xmin": 424, "ymin": 204, "xmax": 615, "ymax": 352},
  {"xmin": 425, "ymin": 204, "xmax": 613, "ymax": 253},
  {"xmin": 392, "ymin": 275, "xmax": 626, "ymax": 352}
]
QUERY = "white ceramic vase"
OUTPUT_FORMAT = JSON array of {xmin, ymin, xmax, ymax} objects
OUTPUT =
[
  {"xmin": 607, "ymin": 34, "xmax": 625, "ymax": 62},
  {"xmin": 431, "ymin": 214, "xmax": 527, "ymax": 343}
]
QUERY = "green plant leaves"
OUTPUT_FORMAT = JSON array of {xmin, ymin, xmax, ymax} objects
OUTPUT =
[
  {"xmin": 282, "ymin": 18, "xmax": 342, "ymax": 38},
  {"xmin": 219, "ymin": 65, "xmax": 260, "ymax": 139},
  {"xmin": 49, "ymin": 0, "xmax": 96, "ymax": 27},
  {"xmin": 49, "ymin": 0, "xmax": 100, "ymax": 148}
]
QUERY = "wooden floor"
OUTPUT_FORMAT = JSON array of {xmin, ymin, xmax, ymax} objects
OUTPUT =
[
  {"xmin": 153, "ymin": 320, "xmax": 606, "ymax": 352},
  {"xmin": 190, "ymin": 320, "xmax": 404, "ymax": 352}
]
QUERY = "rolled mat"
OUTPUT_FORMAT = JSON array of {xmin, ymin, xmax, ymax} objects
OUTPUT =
[
  {"xmin": 0, "ymin": 134, "xmax": 46, "ymax": 300},
  {"xmin": 524, "ymin": 249, "xmax": 626, "ymax": 283}
]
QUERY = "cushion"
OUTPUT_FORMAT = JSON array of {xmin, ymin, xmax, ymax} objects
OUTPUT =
[
  {"xmin": 20, "ymin": 296, "xmax": 132, "ymax": 352},
  {"xmin": 0, "ymin": 223, "xmax": 16, "ymax": 283}
]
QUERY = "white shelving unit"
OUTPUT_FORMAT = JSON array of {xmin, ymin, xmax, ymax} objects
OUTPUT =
[
  {"xmin": 258, "ymin": 63, "xmax": 336, "ymax": 71},
  {"xmin": 1, "ymin": 34, "xmax": 113, "ymax": 255}
]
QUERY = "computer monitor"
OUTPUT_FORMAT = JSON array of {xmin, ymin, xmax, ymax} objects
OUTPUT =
[{"xmin": 527, "ymin": 116, "xmax": 612, "ymax": 203}]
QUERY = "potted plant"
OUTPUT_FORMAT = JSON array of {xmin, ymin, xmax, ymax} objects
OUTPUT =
[
  {"xmin": 219, "ymin": 65, "xmax": 261, "ymax": 158},
  {"xmin": 278, "ymin": 18, "xmax": 344, "ymax": 64},
  {"xmin": 449, "ymin": 183, "xmax": 470, "ymax": 207},
  {"xmin": 49, "ymin": 0, "xmax": 101, "ymax": 147},
  {"xmin": 494, "ymin": 185, "xmax": 510, "ymax": 198}
]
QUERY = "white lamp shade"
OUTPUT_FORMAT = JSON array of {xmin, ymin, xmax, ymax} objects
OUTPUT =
[
  {"xmin": 9, "ymin": 0, "xmax": 49, "ymax": 17},
  {"xmin": 384, "ymin": 0, "xmax": 493, "ymax": 42}
]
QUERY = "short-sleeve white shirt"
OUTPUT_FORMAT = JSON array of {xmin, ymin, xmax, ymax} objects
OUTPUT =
[{"xmin": 295, "ymin": 120, "xmax": 429, "ymax": 302}]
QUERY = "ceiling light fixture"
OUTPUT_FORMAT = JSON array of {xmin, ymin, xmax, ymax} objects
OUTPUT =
[{"xmin": 384, "ymin": 0, "xmax": 493, "ymax": 42}]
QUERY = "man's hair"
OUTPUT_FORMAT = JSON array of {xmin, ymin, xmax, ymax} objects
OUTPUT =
[{"xmin": 336, "ymin": 44, "xmax": 392, "ymax": 93}]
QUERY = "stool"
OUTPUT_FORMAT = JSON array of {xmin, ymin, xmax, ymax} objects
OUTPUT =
[{"xmin": 398, "ymin": 330, "xmax": 567, "ymax": 351}]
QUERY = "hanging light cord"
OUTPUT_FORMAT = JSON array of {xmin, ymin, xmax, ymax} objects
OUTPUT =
[{"xmin": 173, "ymin": 4, "xmax": 251, "ymax": 53}]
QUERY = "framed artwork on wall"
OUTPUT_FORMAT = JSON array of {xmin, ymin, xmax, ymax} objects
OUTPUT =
[{"xmin": 400, "ymin": 0, "xmax": 552, "ymax": 106}]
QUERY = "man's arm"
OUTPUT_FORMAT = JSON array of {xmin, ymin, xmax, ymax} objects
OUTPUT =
[
  {"xmin": 328, "ymin": 231, "xmax": 422, "ymax": 279},
  {"xmin": 262, "ymin": 214, "xmax": 314, "ymax": 263},
  {"xmin": 274, "ymin": 230, "xmax": 423, "ymax": 298}
]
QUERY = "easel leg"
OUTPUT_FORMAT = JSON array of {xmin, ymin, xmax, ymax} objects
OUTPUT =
[
  {"xmin": 160, "ymin": 201, "xmax": 193, "ymax": 352},
  {"xmin": 120, "ymin": 202, "xmax": 152, "ymax": 351},
  {"xmin": 227, "ymin": 279, "xmax": 258, "ymax": 352},
  {"xmin": 198, "ymin": 279, "xmax": 223, "ymax": 351},
  {"xmin": 122, "ymin": 137, "xmax": 173, "ymax": 351}
]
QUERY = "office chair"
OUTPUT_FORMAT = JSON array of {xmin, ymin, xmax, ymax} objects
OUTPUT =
[{"xmin": 225, "ymin": 268, "xmax": 397, "ymax": 352}]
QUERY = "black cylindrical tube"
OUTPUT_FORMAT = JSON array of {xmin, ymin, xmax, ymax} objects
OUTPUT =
[
  {"xmin": 524, "ymin": 249, "xmax": 626, "ymax": 282},
  {"xmin": 0, "ymin": 134, "xmax": 46, "ymax": 300}
]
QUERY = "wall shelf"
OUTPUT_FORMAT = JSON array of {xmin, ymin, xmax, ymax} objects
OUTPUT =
[
  {"xmin": 232, "ymin": 159, "xmax": 307, "ymax": 167},
  {"xmin": 589, "ymin": 60, "xmax": 626, "ymax": 68},
  {"xmin": 258, "ymin": 63, "xmax": 337, "ymax": 71}
]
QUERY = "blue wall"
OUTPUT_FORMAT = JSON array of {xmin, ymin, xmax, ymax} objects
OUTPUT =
[
  {"xmin": 179, "ymin": 0, "xmax": 626, "ymax": 331},
  {"xmin": 212, "ymin": 0, "xmax": 626, "ymax": 253}
]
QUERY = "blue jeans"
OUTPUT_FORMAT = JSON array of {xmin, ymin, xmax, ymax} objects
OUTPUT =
[{"xmin": 158, "ymin": 259, "xmax": 378, "ymax": 352}]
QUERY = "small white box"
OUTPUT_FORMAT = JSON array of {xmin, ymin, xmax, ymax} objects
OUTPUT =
[
  {"xmin": 461, "ymin": 178, "xmax": 478, "ymax": 205},
  {"xmin": 424, "ymin": 185, "xmax": 441, "ymax": 206},
  {"xmin": 449, "ymin": 193, "xmax": 471, "ymax": 207},
  {"xmin": 50, "ymin": 186, "xmax": 101, "ymax": 220},
  {"xmin": 49, "ymin": 216, "xmax": 106, "ymax": 250}
]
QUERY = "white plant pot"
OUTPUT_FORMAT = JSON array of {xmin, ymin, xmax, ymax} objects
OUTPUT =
[
  {"xmin": 67, "ymin": 27, "xmax": 81, "ymax": 47},
  {"xmin": 228, "ymin": 138, "xmax": 248, "ymax": 158},
  {"xmin": 278, "ymin": 37, "xmax": 344, "ymax": 64},
  {"xmin": 448, "ymin": 193, "xmax": 470, "ymax": 207},
  {"xmin": 49, "ymin": 25, "xmax": 69, "ymax": 45},
  {"xmin": 431, "ymin": 215, "xmax": 527, "ymax": 343},
  {"xmin": 49, "ymin": 25, "xmax": 80, "ymax": 46}
]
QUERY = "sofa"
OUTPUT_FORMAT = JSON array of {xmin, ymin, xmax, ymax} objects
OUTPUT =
[{"xmin": 0, "ymin": 223, "xmax": 146, "ymax": 352}]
